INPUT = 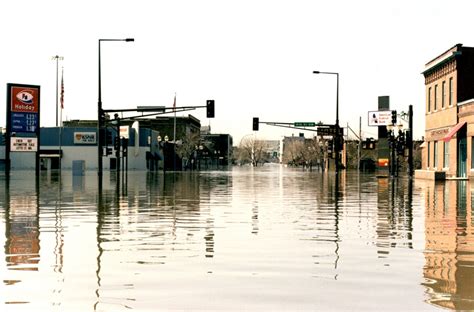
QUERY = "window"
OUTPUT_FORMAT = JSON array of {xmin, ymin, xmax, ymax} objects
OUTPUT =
[
  {"xmin": 449, "ymin": 77, "xmax": 453, "ymax": 106},
  {"xmin": 428, "ymin": 87, "xmax": 431, "ymax": 112},
  {"xmin": 444, "ymin": 141, "xmax": 449, "ymax": 168},
  {"xmin": 434, "ymin": 141, "xmax": 438, "ymax": 168},
  {"xmin": 427, "ymin": 142, "xmax": 431, "ymax": 168},
  {"xmin": 434, "ymin": 84, "xmax": 438, "ymax": 111},
  {"xmin": 442, "ymin": 81, "xmax": 446, "ymax": 108}
]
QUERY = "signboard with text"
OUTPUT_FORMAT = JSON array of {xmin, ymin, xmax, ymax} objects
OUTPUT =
[
  {"xmin": 294, "ymin": 122, "xmax": 316, "ymax": 127},
  {"xmin": 74, "ymin": 132, "xmax": 97, "ymax": 144},
  {"xmin": 10, "ymin": 137, "xmax": 38, "ymax": 152},
  {"xmin": 9, "ymin": 85, "xmax": 40, "ymax": 133},
  {"xmin": 368, "ymin": 110, "xmax": 392, "ymax": 126},
  {"xmin": 5, "ymin": 83, "xmax": 41, "ymax": 173}
]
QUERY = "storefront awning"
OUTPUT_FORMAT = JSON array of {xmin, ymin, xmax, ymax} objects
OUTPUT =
[{"xmin": 443, "ymin": 121, "xmax": 466, "ymax": 142}]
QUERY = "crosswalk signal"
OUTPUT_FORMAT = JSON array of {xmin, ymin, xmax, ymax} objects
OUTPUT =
[
  {"xmin": 206, "ymin": 100, "xmax": 215, "ymax": 118},
  {"xmin": 253, "ymin": 117, "xmax": 259, "ymax": 131},
  {"xmin": 391, "ymin": 110, "xmax": 397, "ymax": 125}
]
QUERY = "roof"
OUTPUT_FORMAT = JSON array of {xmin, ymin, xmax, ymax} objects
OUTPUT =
[{"xmin": 422, "ymin": 43, "xmax": 462, "ymax": 76}]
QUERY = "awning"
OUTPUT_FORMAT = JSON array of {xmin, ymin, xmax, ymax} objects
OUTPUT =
[{"xmin": 443, "ymin": 121, "xmax": 466, "ymax": 142}]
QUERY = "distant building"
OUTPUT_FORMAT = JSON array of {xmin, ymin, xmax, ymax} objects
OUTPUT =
[
  {"xmin": 1, "ymin": 115, "xmax": 235, "ymax": 172},
  {"xmin": 418, "ymin": 44, "xmax": 474, "ymax": 179},
  {"xmin": 201, "ymin": 133, "xmax": 233, "ymax": 167}
]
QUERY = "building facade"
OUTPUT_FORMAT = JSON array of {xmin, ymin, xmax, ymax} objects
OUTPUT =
[{"xmin": 421, "ymin": 44, "xmax": 474, "ymax": 179}]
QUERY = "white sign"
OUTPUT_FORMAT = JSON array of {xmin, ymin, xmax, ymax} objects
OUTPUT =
[
  {"xmin": 368, "ymin": 111, "xmax": 393, "ymax": 126},
  {"xmin": 74, "ymin": 132, "xmax": 97, "ymax": 144},
  {"xmin": 120, "ymin": 126, "xmax": 129, "ymax": 139},
  {"xmin": 11, "ymin": 137, "xmax": 37, "ymax": 152}
]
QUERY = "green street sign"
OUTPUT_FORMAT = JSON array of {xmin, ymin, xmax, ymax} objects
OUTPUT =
[{"xmin": 294, "ymin": 122, "xmax": 316, "ymax": 127}]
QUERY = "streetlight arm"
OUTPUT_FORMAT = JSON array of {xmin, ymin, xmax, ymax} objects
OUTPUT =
[
  {"xmin": 313, "ymin": 69, "xmax": 340, "ymax": 175},
  {"xmin": 99, "ymin": 38, "xmax": 135, "ymax": 42}
]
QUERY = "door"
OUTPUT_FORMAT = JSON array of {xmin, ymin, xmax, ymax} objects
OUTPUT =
[{"xmin": 458, "ymin": 138, "xmax": 467, "ymax": 177}]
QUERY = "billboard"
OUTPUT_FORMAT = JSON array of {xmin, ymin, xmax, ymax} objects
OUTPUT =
[
  {"xmin": 5, "ymin": 83, "xmax": 41, "ymax": 173},
  {"xmin": 74, "ymin": 132, "xmax": 97, "ymax": 144},
  {"xmin": 368, "ymin": 110, "xmax": 392, "ymax": 126},
  {"xmin": 10, "ymin": 86, "xmax": 40, "ymax": 133},
  {"xmin": 10, "ymin": 137, "xmax": 38, "ymax": 152}
]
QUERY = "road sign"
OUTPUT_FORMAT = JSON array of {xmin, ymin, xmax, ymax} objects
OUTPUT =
[
  {"xmin": 294, "ymin": 122, "xmax": 316, "ymax": 127},
  {"xmin": 317, "ymin": 125, "xmax": 343, "ymax": 136}
]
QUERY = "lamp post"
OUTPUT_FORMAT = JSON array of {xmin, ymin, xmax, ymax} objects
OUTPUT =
[
  {"xmin": 98, "ymin": 38, "xmax": 134, "ymax": 180},
  {"xmin": 313, "ymin": 71, "xmax": 340, "ymax": 176}
]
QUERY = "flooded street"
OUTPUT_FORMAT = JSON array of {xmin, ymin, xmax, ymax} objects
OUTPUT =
[{"xmin": 0, "ymin": 166, "xmax": 473, "ymax": 311}]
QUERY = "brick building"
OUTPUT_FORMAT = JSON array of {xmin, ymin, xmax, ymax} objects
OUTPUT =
[{"xmin": 419, "ymin": 44, "xmax": 474, "ymax": 179}]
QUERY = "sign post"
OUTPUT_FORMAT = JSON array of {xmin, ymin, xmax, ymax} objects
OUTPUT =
[{"xmin": 6, "ymin": 84, "xmax": 41, "ymax": 175}]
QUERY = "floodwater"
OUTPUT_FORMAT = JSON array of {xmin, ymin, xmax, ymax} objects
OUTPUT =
[{"xmin": 0, "ymin": 166, "xmax": 473, "ymax": 311}]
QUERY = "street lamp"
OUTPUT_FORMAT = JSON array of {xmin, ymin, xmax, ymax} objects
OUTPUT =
[
  {"xmin": 313, "ymin": 71, "xmax": 340, "ymax": 175},
  {"xmin": 98, "ymin": 38, "xmax": 134, "ymax": 179}
]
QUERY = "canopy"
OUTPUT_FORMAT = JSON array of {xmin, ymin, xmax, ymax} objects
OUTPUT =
[{"xmin": 443, "ymin": 121, "xmax": 466, "ymax": 142}]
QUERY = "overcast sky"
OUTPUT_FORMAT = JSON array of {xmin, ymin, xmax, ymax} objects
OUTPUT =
[{"xmin": 2, "ymin": 0, "xmax": 474, "ymax": 143}]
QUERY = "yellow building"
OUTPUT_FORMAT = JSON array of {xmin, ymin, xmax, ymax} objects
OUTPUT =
[{"xmin": 419, "ymin": 44, "xmax": 474, "ymax": 179}]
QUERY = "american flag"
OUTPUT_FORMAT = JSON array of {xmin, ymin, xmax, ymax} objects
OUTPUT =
[{"xmin": 60, "ymin": 68, "xmax": 64, "ymax": 109}]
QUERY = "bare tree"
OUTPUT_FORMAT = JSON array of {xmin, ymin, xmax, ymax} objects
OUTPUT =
[
  {"xmin": 239, "ymin": 136, "xmax": 268, "ymax": 166},
  {"xmin": 282, "ymin": 137, "xmax": 324, "ymax": 170}
]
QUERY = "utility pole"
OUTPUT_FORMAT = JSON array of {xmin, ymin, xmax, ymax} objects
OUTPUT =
[
  {"xmin": 407, "ymin": 105, "xmax": 414, "ymax": 176},
  {"xmin": 358, "ymin": 116, "xmax": 362, "ymax": 171}
]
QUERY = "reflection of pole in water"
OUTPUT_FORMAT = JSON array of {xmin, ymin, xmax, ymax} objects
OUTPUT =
[
  {"xmin": 54, "ymin": 175, "xmax": 65, "ymax": 273},
  {"xmin": 333, "ymin": 173, "xmax": 340, "ymax": 275},
  {"xmin": 251, "ymin": 201, "xmax": 259, "ymax": 235},
  {"xmin": 94, "ymin": 205, "xmax": 104, "ymax": 310},
  {"xmin": 4, "ymin": 179, "xmax": 40, "ymax": 272}
]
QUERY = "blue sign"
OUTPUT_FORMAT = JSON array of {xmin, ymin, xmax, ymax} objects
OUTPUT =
[{"xmin": 11, "ymin": 112, "xmax": 38, "ymax": 133}]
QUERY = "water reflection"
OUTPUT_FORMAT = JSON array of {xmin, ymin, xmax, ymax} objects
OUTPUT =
[
  {"xmin": 422, "ymin": 180, "xmax": 474, "ymax": 310},
  {"xmin": 0, "ymin": 168, "xmax": 473, "ymax": 310}
]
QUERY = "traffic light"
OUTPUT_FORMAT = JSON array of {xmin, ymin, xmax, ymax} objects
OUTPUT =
[
  {"xmin": 391, "ymin": 110, "xmax": 397, "ymax": 125},
  {"xmin": 106, "ymin": 129, "xmax": 112, "ymax": 145},
  {"xmin": 252, "ymin": 117, "xmax": 259, "ymax": 131},
  {"xmin": 122, "ymin": 138, "xmax": 128, "ymax": 157},
  {"xmin": 114, "ymin": 136, "xmax": 120, "ymax": 150},
  {"xmin": 206, "ymin": 100, "xmax": 215, "ymax": 118}
]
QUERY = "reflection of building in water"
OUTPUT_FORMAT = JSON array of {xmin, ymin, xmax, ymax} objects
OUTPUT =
[
  {"xmin": 423, "ymin": 181, "xmax": 474, "ymax": 310},
  {"xmin": 5, "ymin": 193, "xmax": 40, "ymax": 271}
]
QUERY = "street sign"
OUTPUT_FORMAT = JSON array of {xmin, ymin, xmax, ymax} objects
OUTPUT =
[
  {"xmin": 317, "ymin": 125, "xmax": 342, "ymax": 136},
  {"xmin": 294, "ymin": 122, "xmax": 316, "ymax": 127}
]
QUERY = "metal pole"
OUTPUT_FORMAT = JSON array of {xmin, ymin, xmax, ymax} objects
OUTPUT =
[
  {"xmin": 313, "ymin": 71, "xmax": 340, "ymax": 175},
  {"xmin": 116, "ymin": 117, "xmax": 121, "ymax": 174},
  {"xmin": 97, "ymin": 38, "xmax": 134, "ymax": 181},
  {"xmin": 55, "ymin": 56, "xmax": 59, "ymax": 127},
  {"xmin": 335, "ymin": 73, "xmax": 340, "ymax": 176},
  {"xmin": 98, "ymin": 40, "xmax": 103, "ymax": 180},
  {"xmin": 408, "ymin": 105, "xmax": 414, "ymax": 176},
  {"xmin": 358, "ymin": 116, "xmax": 361, "ymax": 171}
]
